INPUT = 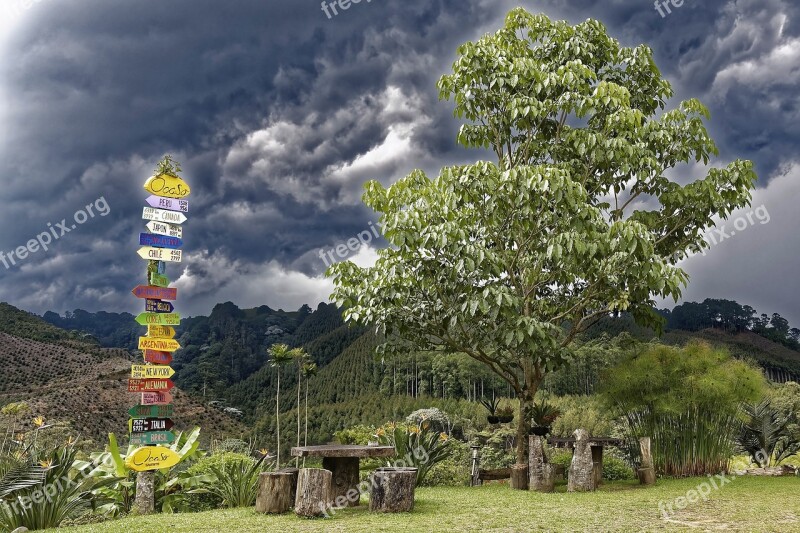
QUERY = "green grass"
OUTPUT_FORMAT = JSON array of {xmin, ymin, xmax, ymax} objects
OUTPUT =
[{"xmin": 54, "ymin": 477, "xmax": 799, "ymax": 532}]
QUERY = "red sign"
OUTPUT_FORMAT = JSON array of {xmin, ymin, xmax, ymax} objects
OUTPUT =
[
  {"xmin": 144, "ymin": 350, "xmax": 173, "ymax": 365},
  {"xmin": 141, "ymin": 391, "xmax": 173, "ymax": 406},
  {"xmin": 131, "ymin": 285, "xmax": 177, "ymax": 301},
  {"xmin": 128, "ymin": 378, "xmax": 174, "ymax": 393}
]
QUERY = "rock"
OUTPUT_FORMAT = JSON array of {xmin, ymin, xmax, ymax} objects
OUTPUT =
[{"xmin": 567, "ymin": 429, "xmax": 595, "ymax": 492}]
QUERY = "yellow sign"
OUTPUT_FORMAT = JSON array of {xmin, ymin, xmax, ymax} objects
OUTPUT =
[
  {"xmin": 147, "ymin": 325, "xmax": 176, "ymax": 338},
  {"xmin": 143, "ymin": 173, "xmax": 191, "ymax": 199},
  {"xmin": 138, "ymin": 337, "xmax": 181, "ymax": 352},
  {"xmin": 131, "ymin": 364, "xmax": 175, "ymax": 379},
  {"xmin": 126, "ymin": 446, "xmax": 181, "ymax": 472}
]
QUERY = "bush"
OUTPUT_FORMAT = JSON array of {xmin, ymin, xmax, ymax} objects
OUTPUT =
[
  {"xmin": 550, "ymin": 395, "xmax": 615, "ymax": 438},
  {"xmin": 419, "ymin": 440, "xmax": 470, "ymax": 487},
  {"xmin": 544, "ymin": 450, "xmax": 634, "ymax": 481},
  {"xmin": 334, "ymin": 425, "xmax": 377, "ymax": 445},
  {"xmin": 406, "ymin": 408, "xmax": 451, "ymax": 434},
  {"xmin": 186, "ymin": 452, "xmax": 256, "ymax": 511}
]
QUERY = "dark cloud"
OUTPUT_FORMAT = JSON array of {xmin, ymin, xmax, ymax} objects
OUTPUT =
[{"xmin": 0, "ymin": 0, "xmax": 797, "ymax": 326}]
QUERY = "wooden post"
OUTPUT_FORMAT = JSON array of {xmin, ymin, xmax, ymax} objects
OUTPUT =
[
  {"xmin": 510, "ymin": 464, "xmax": 529, "ymax": 490},
  {"xmin": 591, "ymin": 445, "xmax": 604, "ymax": 487},
  {"xmin": 637, "ymin": 436, "xmax": 656, "ymax": 485},
  {"xmin": 133, "ymin": 471, "xmax": 155, "ymax": 515},
  {"xmin": 255, "ymin": 472, "xmax": 294, "ymax": 514},
  {"xmin": 322, "ymin": 457, "xmax": 360, "ymax": 506},
  {"xmin": 568, "ymin": 429, "xmax": 595, "ymax": 492},
  {"xmin": 295, "ymin": 468, "xmax": 332, "ymax": 518},
  {"xmin": 369, "ymin": 467, "xmax": 417, "ymax": 513}
]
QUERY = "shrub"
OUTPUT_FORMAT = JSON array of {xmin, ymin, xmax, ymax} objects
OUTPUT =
[
  {"xmin": 186, "ymin": 452, "xmax": 258, "ymax": 511},
  {"xmin": 406, "ymin": 408, "xmax": 450, "ymax": 434},
  {"xmin": 334, "ymin": 425, "xmax": 377, "ymax": 446},
  {"xmin": 419, "ymin": 440, "xmax": 470, "ymax": 487},
  {"xmin": 377, "ymin": 421, "xmax": 453, "ymax": 486},
  {"xmin": 550, "ymin": 395, "xmax": 615, "ymax": 438}
]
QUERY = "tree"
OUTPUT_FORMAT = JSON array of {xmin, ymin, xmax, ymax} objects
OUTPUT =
[
  {"xmin": 267, "ymin": 343, "xmax": 294, "ymax": 469},
  {"xmin": 329, "ymin": 9, "xmax": 756, "ymax": 464},
  {"xmin": 292, "ymin": 348, "xmax": 311, "ymax": 467},
  {"xmin": 301, "ymin": 362, "xmax": 318, "ymax": 448}
]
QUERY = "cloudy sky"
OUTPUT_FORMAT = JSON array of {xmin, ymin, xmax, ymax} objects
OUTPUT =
[{"xmin": 0, "ymin": 0, "xmax": 797, "ymax": 325}]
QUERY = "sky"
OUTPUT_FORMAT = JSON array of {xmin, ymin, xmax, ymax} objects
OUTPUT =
[{"xmin": 0, "ymin": 0, "xmax": 797, "ymax": 325}]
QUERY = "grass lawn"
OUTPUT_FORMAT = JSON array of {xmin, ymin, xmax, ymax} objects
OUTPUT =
[{"xmin": 55, "ymin": 476, "xmax": 799, "ymax": 532}]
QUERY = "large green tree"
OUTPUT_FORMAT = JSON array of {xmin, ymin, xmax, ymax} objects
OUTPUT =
[{"xmin": 329, "ymin": 9, "xmax": 756, "ymax": 464}]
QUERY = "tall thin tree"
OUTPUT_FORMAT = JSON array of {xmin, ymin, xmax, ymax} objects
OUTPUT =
[{"xmin": 268, "ymin": 343, "xmax": 293, "ymax": 469}]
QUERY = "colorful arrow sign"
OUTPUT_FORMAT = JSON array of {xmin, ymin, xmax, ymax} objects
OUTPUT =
[
  {"xmin": 130, "ymin": 418, "xmax": 175, "ymax": 433},
  {"xmin": 147, "ymin": 325, "xmax": 176, "ymax": 338},
  {"xmin": 132, "ymin": 286, "xmax": 177, "ymax": 301},
  {"xmin": 145, "ymin": 299, "xmax": 175, "ymax": 313},
  {"xmin": 128, "ymin": 378, "xmax": 174, "ymax": 393},
  {"xmin": 138, "ymin": 246, "xmax": 182, "ymax": 263},
  {"xmin": 141, "ymin": 391, "xmax": 173, "ymax": 406},
  {"xmin": 149, "ymin": 272, "xmax": 170, "ymax": 287},
  {"xmin": 143, "ymin": 350, "xmax": 174, "ymax": 365},
  {"xmin": 143, "ymin": 174, "xmax": 191, "ymax": 199},
  {"xmin": 138, "ymin": 337, "xmax": 181, "ymax": 352},
  {"xmin": 136, "ymin": 312, "xmax": 181, "ymax": 326},
  {"xmin": 129, "ymin": 431, "xmax": 176, "ymax": 446},
  {"xmin": 142, "ymin": 207, "xmax": 187, "ymax": 225},
  {"xmin": 139, "ymin": 233, "xmax": 183, "ymax": 249},
  {"xmin": 146, "ymin": 195, "xmax": 189, "ymax": 213},
  {"xmin": 146, "ymin": 221, "xmax": 183, "ymax": 239},
  {"xmin": 131, "ymin": 364, "xmax": 176, "ymax": 380},
  {"xmin": 129, "ymin": 404, "xmax": 174, "ymax": 418},
  {"xmin": 126, "ymin": 446, "xmax": 182, "ymax": 472}
]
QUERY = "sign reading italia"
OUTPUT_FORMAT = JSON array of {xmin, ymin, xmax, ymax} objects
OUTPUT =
[
  {"xmin": 146, "ymin": 195, "xmax": 189, "ymax": 213},
  {"xmin": 132, "ymin": 285, "xmax": 177, "ymax": 301},
  {"xmin": 138, "ymin": 246, "xmax": 182, "ymax": 263},
  {"xmin": 147, "ymin": 325, "xmax": 176, "ymax": 338},
  {"xmin": 129, "ymin": 431, "xmax": 176, "ymax": 446},
  {"xmin": 136, "ymin": 312, "xmax": 181, "ymax": 326},
  {"xmin": 146, "ymin": 221, "xmax": 183, "ymax": 239},
  {"xmin": 138, "ymin": 337, "xmax": 180, "ymax": 352},
  {"xmin": 142, "ymin": 207, "xmax": 187, "ymax": 225},
  {"xmin": 130, "ymin": 417, "xmax": 174, "ymax": 433},
  {"xmin": 143, "ymin": 350, "xmax": 173, "ymax": 365},
  {"xmin": 129, "ymin": 404, "xmax": 174, "ymax": 418},
  {"xmin": 128, "ymin": 378, "xmax": 174, "ymax": 393},
  {"xmin": 139, "ymin": 233, "xmax": 183, "ymax": 249},
  {"xmin": 131, "ymin": 364, "xmax": 176, "ymax": 379},
  {"xmin": 141, "ymin": 391, "xmax": 173, "ymax": 406},
  {"xmin": 143, "ymin": 173, "xmax": 191, "ymax": 199},
  {"xmin": 145, "ymin": 299, "xmax": 174, "ymax": 313},
  {"xmin": 149, "ymin": 272, "xmax": 170, "ymax": 287},
  {"xmin": 126, "ymin": 446, "xmax": 181, "ymax": 472}
]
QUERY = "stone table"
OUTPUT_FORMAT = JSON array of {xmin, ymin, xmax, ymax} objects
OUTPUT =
[
  {"xmin": 548, "ymin": 436, "xmax": 625, "ymax": 487},
  {"xmin": 290, "ymin": 445, "xmax": 395, "ymax": 506}
]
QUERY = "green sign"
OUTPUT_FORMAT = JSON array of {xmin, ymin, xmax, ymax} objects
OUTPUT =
[
  {"xmin": 129, "ymin": 431, "xmax": 175, "ymax": 446},
  {"xmin": 135, "ymin": 312, "xmax": 181, "ymax": 326},
  {"xmin": 150, "ymin": 272, "xmax": 170, "ymax": 287},
  {"xmin": 129, "ymin": 404, "xmax": 174, "ymax": 419}
]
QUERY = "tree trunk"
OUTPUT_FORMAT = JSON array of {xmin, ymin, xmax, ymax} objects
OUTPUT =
[
  {"xmin": 568, "ymin": 429, "xmax": 595, "ymax": 492},
  {"xmin": 295, "ymin": 468, "xmax": 332, "ymax": 518},
  {"xmin": 133, "ymin": 471, "xmax": 155, "ymax": 515},
  {"xmin": 369, "ymin": 467, "xmax": 417, "ymax": 513},
  {"xmin": 638, "ymin": 436, "xmax": 656, "ymax": 485},
  {"xmin": 276, "ymin": 372, "xmax": 281, "ymax": 469},
  {"xmin": 514, "ymin": 393, "xmax": 533, "ymax": 464},
  {"xmin": 510, "ymin": 464, "xmax": 529, "ymax": 490},
  {"xmin": 296, "ymin": 368, "xmax": 301, "ymax": 468},
  {"xmin": 255, "ymin": 472, "xmax": 294, "ymax": 514}
]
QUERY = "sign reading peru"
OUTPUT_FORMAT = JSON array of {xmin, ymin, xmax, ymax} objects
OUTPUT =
[{"xmin": 146, "ymin": 195, "xmax": 189, "ymax": 213}]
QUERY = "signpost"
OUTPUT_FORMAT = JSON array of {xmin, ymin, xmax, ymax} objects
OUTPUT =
[
  {"xmin": 145, "ymin": 299, "xmax": 175, "ymax": 313},
  {"xmin": 141, "ymin": 391, "xmax": 173, "ymax": 406},
  {"xmin": 138, "ymin": 337, "xmax": 180, "ymax": 352},
  {"xmin": 126, "ymin": 446, "xmax": 182, "ymax": 471},
  {"xmin": 130, "ymin": 418, "xmax": 175, "ymax": 433},
  {"xmin": 143, "ymin": 350, "xmax": 173, "ymax": 365},
  {"xmin": 137, "ymin": 246, "xmax": 182, "ymax": 263},
  {"xmin": 136, "ymin": 312, "xmax": 181, "ymax": 326},
  {"xmin": 143, "ymin": 173, "xmax": 191, "ymax": 199},
  {"xmin": 139, "ymin": 233, "xmax": 183, "ymax": 249},
  {"xmin": 149, "ymin": 272, "xmax": 170, "ymax": 287},
  {"xmin": 129, "ymin": 432, "xmax": 176, "ymax": 446},
  {"xmin": 132, "ymin": 286, "xmax": 177, "ymax": 301},
  {"xmin": 146, "ymin": 221, "xmax": 183, "ymax": 239},
  {"xmin": 129, "ymin": 404, "xmax": 174, "ymax": 418},
  {"xmin": 128, "ymin": 378, "xmax": 175, "ymax": 393},
  {"xmin": 131, "ymin": 364, "xmax": 176, "ymax": 379},
  {"xmin": 142, "ymin": 207, "xmax": 187, "ymax": 225},
  {"xmin": 147, "ymin": 325, "xmax": 176, "ymax": 338},
  {"xmin": 146, "ymin": 195, "xmax": 189, "ymax": 213}
]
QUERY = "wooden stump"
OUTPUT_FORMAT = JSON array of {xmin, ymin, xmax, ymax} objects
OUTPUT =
[
  {"xmin": 322, "ymin": 456, "xmax": 361, "ymax": 507},
  {"xmin": 591, "ymin": 445, "xmax": 604, "ymax": 487},
  {"xmin": 638, "ymin": 436, "xmax": 656, "ymax": 486},
  {"xmin": 568, "ymin": 429, "xmax": 595, "ymax": 492},
  {"xmin": 255, "ymin": 472, "xmax": 294, "ymax": 514},
  {"xmin": 295, "ymin": 468, "xmax": 332, "ymax": 518},
  {"xmin": 510, "ymin": 464, "xmax": 529, "ymax": 490},
  {"xmin": 277, "ymin": 467, "xmax": 299, "ymax": 503},
  {"xmin": 528, "ymin": 435, "xmax": 548, "ymax": 492},
  {"xmin": 133, "ymin": 471, "xmax": 155, "ymax": 515},
  {"xmin": 369, "ymin": 467, "xmax": 417, "ymax": 513}
]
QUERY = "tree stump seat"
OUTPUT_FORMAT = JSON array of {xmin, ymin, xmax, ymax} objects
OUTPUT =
[
  {"xmin": 295, "ymin": 468, "xmax": 333, "ymax": 518},
  {"xmin": 369, "ymin": 467, "xmax": 417, "ymax": 513},
  {"xmin": 256, "ymin": 471, "xmax": 295, "ymax": 514}
]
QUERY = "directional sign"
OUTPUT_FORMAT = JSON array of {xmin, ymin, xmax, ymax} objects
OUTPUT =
[
  {"xmin": 144, "ymin": 350, "xmax": 173, "ymax": 365},
  {"xmin": 146, "ymin": 221, "xmax": 183, "ymax": 239},
  {"xmin": 129, "ymin": 404, "xmax": 174, "ymax": 418},
  {"xmin": 141, "ymin": 391, "xmax": 173, "ymax": 406},
  {"xmin": 131, "ymin": 364, "xmax": 175, "ymax": 380},
  {"xmin": 129, "ymin": 431, "xmax": 176, "ymax": 446},
  {"xmin": 147, "ymin": 325, "xmax": 176, "ymax": 338},
  {"xmin": 132, "ymin": 285, "xmax": 177, "ymax": 301},
  {"xmin": 145, "ymin": 299, "xmax": 174, "ymax": 313},
  {"xmin": 138, "ymin": 246, "xmax": 182, "ymax": 263},
  {"xmin": 146, "ymin": 195, "xmax": 189, "ymax": 213},
  {"xmin": 138, "ymin": 337, "xmax": 181, "ymax": 352},
  {"xmin": 136, "ymin": 312, "xmax": 181, "ymax": 326},
  {"xmin": 150, "ymin": 272, "xmax": 170, "ymax": 287},
  {"xmin": 128, "ymin": 378, "xmax": 174, "ymax": 393},
  {"xmin": 139, "ymin": 233, "xmax": 183, "ymax": 249},
  {"xmin": 130, "ymin": 418, "xmax": 175, "ymax": 433},
  {"xmin": 142, "ymin": 207, "xmax": 187, "ymax": 225},
  {"xmin": 126, "ymin": 446, "xmax": 182, "ymax": 472},
  {"xmin": 144, "ymin": 173, "xmax": 191, "ymax": 199}
]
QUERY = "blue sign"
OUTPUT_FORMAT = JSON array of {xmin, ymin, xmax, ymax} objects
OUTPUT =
[{"xmin": 139, "ymin": 233, "xmax": 183, "ymax": 249}]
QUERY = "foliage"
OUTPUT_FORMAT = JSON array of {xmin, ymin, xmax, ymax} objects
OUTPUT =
[
  {"xmin": 471, "ymin": 426, "xmax": 516, "ymax": 470},
  {"xmin": 601, "ymin": 342, "xmax": 765, "ymax": 476},
  {"xmin": 546, "ymin": 450, "xmax": 633, "ymax": 481},
  {"xmin": 376, "ymin": 421, "xmax": 453, "ymax": 486},
  {"xmin": 406, "ymin": 408, "xmax": 451, "ymax": 434},
  {"xmin": 530, "ymin": 400, "xmax": 561, "ymax": 427},
  {"xmin": 549, "ymin": 395, "xmax": 614, "ymax": 438},
  {"xmin": 198, "ymin": 454, "xmax": 268, "ymax": 509},
  {"xmin": 418, "ymin": 439, "xmax": 470, "ymax": 487},
  {"xmin": 334, "ymin": 425, "xmax": 377, "ymax": 446},
  {"xmin": 329, "ymin": 8, "xmax": 757, "ymax": 465},
  {"xmin": 479, "ymin": 397, "xmax": 500, "ymax": 416},
  {"xmin": 154, "ymin": 154, "xmax": 182, "ymax": 177},
  {"xmin": 737, "ymin": 399, "xmax": 800, "ymax": 467},
  {"xmin": 184, "ymin": 452, "xmax": 254, "ymax": 512}
]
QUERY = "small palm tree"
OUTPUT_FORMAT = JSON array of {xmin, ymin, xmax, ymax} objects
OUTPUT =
[
  {"xmin": 268, "ymin": 344, "xmax": 294, "ymax": 469},
  {"xmin": 737, "ymin": 399, "xmax": 800, "ymax": 467},
  {"xmin": 301, "ymin": 362, "xmax": 318, "ymax": 448},
  {"xmin": 291, "ymin": 348, "xmax": 310, "ymax": 467}
]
